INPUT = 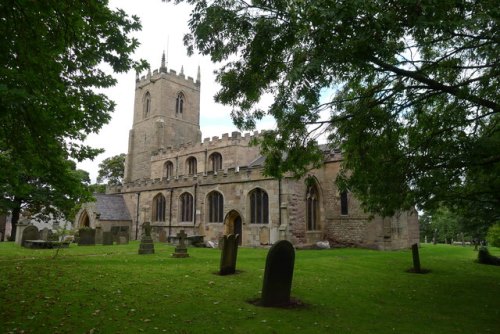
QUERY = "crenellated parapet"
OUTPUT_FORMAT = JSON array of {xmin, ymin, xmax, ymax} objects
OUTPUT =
[
  {"xmin": 151, "ymin": 130, "xmax": 262, "ymax": 160},
  {"xmin": 136, "ymin": 66, "xmax": 200, "ymax": 88}
]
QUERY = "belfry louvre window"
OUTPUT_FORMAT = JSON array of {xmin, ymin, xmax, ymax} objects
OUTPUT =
[
  {"xmin": 176, "ymin": 93, "xmax": 184, "ymax": 114},
  {"xmin": 164, "ymin": 161, "xmax": 174, "ymax": 179},
  {"xmin": 306, "ymin": 185, "xmax": 319, "ymax": 230},
  {"xmin": 210, "ymin": 152, "xmax": 222, "ymax": 172},
  {"xmin": 144, "ymin": 92, "xmax": 151, "ymax": 118},
  {"xmin": 340, "ymin": 191, "xmax": 348, "ymax": 215},
  {"xmin": 153, "ymin": 193, "xmax": 166, "ymax": 222},
  {"xmin": 207, "ymin": 191, "xmax": 224, "ymax": 223},
  {"xmin": 187, "ymin": 157, "xmax": 197, "ymax": 175},
  {"xmin": 250, "ymin": 188, "xmax": 269, "ymax": 224},
  {"xmin": 180, "ymin": 192, "xmax": 193, "ymax": 222}
]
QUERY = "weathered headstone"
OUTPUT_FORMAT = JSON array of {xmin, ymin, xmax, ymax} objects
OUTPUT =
[
  {"xmin": 172, "ymin": 229, "xmax": 189, "ymax": 258},
  {"xmin": 39, "ymin": 228, "xmax": 50, "ymax": 241},
  {"xmin": 78, "ymin": 228, "xmax": 96, "ymax": 246},
  {"xmin": 95, "ymin": 226, "xmax": 103, "ymax": 245},
  {"xmin": 159, "ymin": 229, "xmax": 167, "ymax": 243},
  {"xmin": 219, "ymin": 234, "xmax": 239, "ymax": 275},
  {"xmin": 21, "ymin": 225, "xmax": 39, "ymax": 247},
  {"xmin": 102, "ymin": 231, "xmax": 113, "ymax": 245},
  {"xmin": 411, "ymin": 243, "xmax": 421, "ymax": 273},
  {"xmin": 261, "ymin": 240, "xmax": 295, "ymax": 307},
  {"xmin": 138, "ymin": 222, "xmax": 155, "ymax": 254}
]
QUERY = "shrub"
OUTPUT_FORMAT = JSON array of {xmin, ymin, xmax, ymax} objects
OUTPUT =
[{"xmin": 486, "ymin": 224, "xmax": 500, "ymax": 247}]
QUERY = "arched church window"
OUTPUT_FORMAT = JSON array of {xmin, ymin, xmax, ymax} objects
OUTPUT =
[
  {"xmin": 144, "ymin": 92, "xmax": 151, "ymax": 118},
  {"xmin": 180, "ymin": 192, "xmax": 193, "ymax": 222},
  {"xmin": 187, "ymin": 157, "xmax": 197, "ymax": 175},
  {"xmin": 306, "ymin": 184, "xmax": 319, "ymax": 230},
  {"xmin": 153, "ymin": 193, "xmax": 166, "ymax": 222},
  {"xmin": 176, "ymin": 92, "xmax": 185, "ymax": 114},
  {"xmin": 209, "ymin": 152, "xmax": 222, "ymax": 172},
  {"xmin": 207, "ymin": 191, "xmax": 224, "ymax": 223},
  {"xmin": 340, "ymin": 191, "xmax": 348, "ymax": 215},
  {"xmin": 249, "ymin": 188, "xmax": 269, "ymax": 224},
  {"xmin": 164, "ymin": 161, "xmax": 174, "ymax": 179}
]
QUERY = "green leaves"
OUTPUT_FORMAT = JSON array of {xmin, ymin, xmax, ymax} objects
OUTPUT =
[
  {"xmin": 97, "ymin": 154, "xmax": 126, "ymax": 186},
  {"xmin": 173, "ymin": 0, "xmax": 499, "ymax": 230},
  {"xmin": 0, "ymin": 1, "xmax": 143, "ymax": 223}
]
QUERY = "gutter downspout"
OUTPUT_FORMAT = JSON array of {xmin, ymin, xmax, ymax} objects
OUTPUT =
[
  {"xmin": 135, "ymin": 192, "xmax": 140, "ymax": 240},
  {"xmin": 168, "ymin": 188, "xmax": 173, "ymax": 237}
]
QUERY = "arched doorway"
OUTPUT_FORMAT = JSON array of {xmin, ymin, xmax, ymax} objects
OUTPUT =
[
  {"xmin": 79, "ymin": 210, "xmax": 90, "ymax": 228},
  {"xmin": 224, "ymin": 210, "xmax": 242, "ymax": 245}
]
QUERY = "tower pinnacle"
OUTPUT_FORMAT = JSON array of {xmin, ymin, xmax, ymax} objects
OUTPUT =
[{"xmin": 160, "ymin": 50, "xmax": 167, "ymax": 73}]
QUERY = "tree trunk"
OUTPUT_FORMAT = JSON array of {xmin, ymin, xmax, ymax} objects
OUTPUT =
[{"xmin": 9, "ymin": 198, "xmax": 22, "ymax": 241}]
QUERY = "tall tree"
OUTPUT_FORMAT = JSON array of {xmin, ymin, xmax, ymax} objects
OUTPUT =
[
  {"xmin": 97, "ymin": 153, "xmax": 126, "ymax": 186},
  {"xmin": 0, "ymin": 0, "xmax": 146, "ymax": 237},
  {"xmin": 168, "ymin": 0, "xmax": 499, "ymax": 229}
]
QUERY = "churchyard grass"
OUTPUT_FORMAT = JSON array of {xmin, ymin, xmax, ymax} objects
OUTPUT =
[{"xmin": 0, "ymin": 242, "xmax": 499, "ymax": 334}]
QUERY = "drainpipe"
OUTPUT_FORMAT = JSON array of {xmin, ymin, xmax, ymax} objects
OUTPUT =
[
  {"xmin": 168, "ymin": 188, "xmax": 173, "ymax": 237},
  {"xmin": 278, "ymin": 178, "xmax": 282, "ymax": 226},
  {"xmin": 193, "ymin": 183, "xmax": 198, "ymax": 229},
  {"xmin": 135, "ymin": 192, "xmax": 140, "ymax": 240}
]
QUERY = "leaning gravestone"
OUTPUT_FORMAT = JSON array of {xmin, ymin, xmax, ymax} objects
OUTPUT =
[
  {"xmin": 219, "ymin": 234, "xmax": 239, "ymax": 275},
  {"xmin": 138, "ymin": 222, "xmax": 155, "ymax": 254},
  {"xmin": 172, "ymin": 229, "xmax": 189, "ymax": 258},
  {"xmin": 102, "ymin": 231, "xmax": 113, "ymax": 245},
  {"xmin": 21, "ymin": 225, "xmax": 40, "ymax": 247},
  {"xmin": 261, "ymin": 240, "xmax": 295, "ymax": 307},
  {"xmin": 78, "ymin": 228, "xmax": 96, "ymax": 246},
  {"xmin": 411, "ymin": 243, "xmax": 421, "ymax": 273}
]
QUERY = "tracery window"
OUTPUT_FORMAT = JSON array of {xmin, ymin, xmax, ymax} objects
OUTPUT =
[
  {"xmin": 187, "ymin": 157, "xmax": 197, "ymax": 175},
  {"xmin": 180, "ymin": 192, "xmax": 194, "ymax": 222},
  {"xmin": 153, "ymin": 193, "xmax": 166, "ymax": 222},
  {"xmin": 164, "ymin": 161, "xmax": 174, "ymax": 179},
  {"xmin": 306, "ymin": 184, "xmax": 319, "ymax": 230},
  {"xmin": 249, "ymin": 188, "xmax": 269, "ymax": 224},
  {"xmin": 209, "ymin": 152, "xmax": 222, "ymax": 172},
  {"xmin": 207, "ymin": 191, "xmax": 224, "ymax": 223},
  {"xmin": 176, "ymin": 92, "xmax": 184, "ymax": 114}
]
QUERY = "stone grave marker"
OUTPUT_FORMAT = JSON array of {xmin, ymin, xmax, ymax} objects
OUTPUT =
[
  {"xmin": 39, "ymin": 227, "xmax": 50, "ymax": 241},
  {"xmin": 172, "ymin": 229, "xmax": 189, "ymax": 258},
  {"xmin": 411, "ymin": 243, "xmax": 421, "ymax": 273},
  {"xmin": 138, "ymin": 222, "xmax": 155, "ymax": 254},
  {"xmin": 78, "ymin": 228, "xmax": 96, "ymax": 246},
  {"xmin": 219, "ymin": 234, "xmax": 239, "ymax": 275},
  {"xmin": 102, "ymin": 231, "xmax": 113, "ymax": 245},
  {"xmin": 261, "ymin": 240, "xmax": 295, "ymax": 307},
  {"xmin": 159, "ymin": 229, "xmax": 167, "ymax": 243},
  {"xmin": 21, "ymin": 225, "xmax": 39, "ymax": 247}
]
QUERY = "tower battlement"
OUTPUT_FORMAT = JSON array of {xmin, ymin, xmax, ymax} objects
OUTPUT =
[{"xmin": 137, "ymin": 66, "xmax": 199, "ymax": 88}]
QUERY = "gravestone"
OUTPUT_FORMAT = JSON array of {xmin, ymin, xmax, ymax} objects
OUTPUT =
[
  {"xmin": 138, "ymin": 222, "xmax": 155, "ymax": 254},
  {"xmin": 39, "ymin": 227, "xmax": 51, "ymax": 241},
  {"xmin": 78, "ymin": 228, "xmax": 96, "ymax": 246},
  {"xmin": 172, "ymin": 229, "xmax": 189, "ymax": 258},
  {"xmin": 411, "ymin": 243, "xmax": 421, "ymax": 273},
  {"xmin": 219, "ymin": 234, "xmax": 239, "ymax": 275},
  {"xmin": 95, "ymin": 226, "xmax": 103, "ymax": 245},
  {"xmin": 261, "ymin": 240, "xmax": 295, "ymax": 307},
  {"xmin": 21, "ymin": 225, "xmax": 39, "ymax": 247},
  {"xmin": 159, "ymin": 229, "xmax": 167, "ymax": 243},
  {"xmin": 102, "ymin": 231, "xmax": 113, "ymax": 245}
]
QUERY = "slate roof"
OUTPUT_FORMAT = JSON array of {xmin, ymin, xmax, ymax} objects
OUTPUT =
[{"xmin": 94, "ymin": 194, "xmax": 132, "ymax": 221}]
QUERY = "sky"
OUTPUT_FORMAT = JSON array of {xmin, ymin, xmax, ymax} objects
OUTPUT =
[{"xmin": 77, "ymin": 0, "xmax": 275, "ymax": 182}]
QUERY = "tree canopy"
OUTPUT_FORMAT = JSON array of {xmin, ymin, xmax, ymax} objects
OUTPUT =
[
  {"xmin": 97, "ymin": 153, "xmax": 126, "ymax": 187},
  {"xmin": 170, "ymin": 0, "xmax": 499, "ymax": 228},
  {"xmin": 0, "ymin": 1, "xmax": 145, "ymax": 233}
]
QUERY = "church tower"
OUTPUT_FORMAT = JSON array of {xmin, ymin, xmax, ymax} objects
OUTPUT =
[{"xmin": 124, "ymin": 53, "xmax": 202, "ymax": 182}]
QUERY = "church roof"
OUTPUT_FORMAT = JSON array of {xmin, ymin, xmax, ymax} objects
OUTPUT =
[{"xmin": 94, "ymin": 194, "xmax": 131, "ymax": 221}]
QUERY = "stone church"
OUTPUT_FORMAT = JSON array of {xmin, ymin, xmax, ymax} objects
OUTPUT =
[{"xmin": 75, "ymin": 54, "xmax": 419, "ymax": 250}]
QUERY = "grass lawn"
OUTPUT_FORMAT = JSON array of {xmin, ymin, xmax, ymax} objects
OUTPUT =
[{"xmin": 0, "ymin": 242, "xmax": 499, "ymax": 334}]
